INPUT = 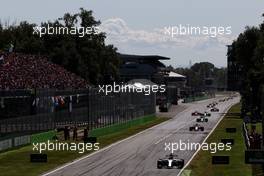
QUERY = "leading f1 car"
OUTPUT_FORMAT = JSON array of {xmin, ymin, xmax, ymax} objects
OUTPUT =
[{"xmin": 157, "ymin": 153, "xmax": 184, "ymax": 169}]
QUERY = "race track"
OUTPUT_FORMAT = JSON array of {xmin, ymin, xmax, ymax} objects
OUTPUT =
[{"xmin": 43, "ymin": 94, "xmax": 240, "ymax": 176}]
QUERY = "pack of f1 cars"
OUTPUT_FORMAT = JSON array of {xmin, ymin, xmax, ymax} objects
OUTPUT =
[
  {"xmin": 192, "ymin": 111, "xmax": 211, "ymax": 117},
  {"xmin": 189, "ymin": 124, "xmax": 204, "ymax": 131},
  {"xmin": 157, "ymin": 153, "xmax": 184, "ymax": 169},
  {"xmin": 210, "ymin": 107, "xmax": 219, "ymax": 112},
  {"xmin": 196, "ymin": 116, "xmax": 208, "ymax": 122},
  {"xmin": 207, "ymin": 102, "xmax": 218, "ymax": 108}
]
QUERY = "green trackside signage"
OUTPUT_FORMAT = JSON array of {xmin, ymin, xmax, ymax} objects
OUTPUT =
[{"xmin": 31, "ymin": 130, "xmax": 56, "ymax": 143}]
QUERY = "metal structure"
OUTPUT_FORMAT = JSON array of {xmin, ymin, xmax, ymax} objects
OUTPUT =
[{"xmin": 0, "ymin": 88, "xmax": 156, "ymax": 137}]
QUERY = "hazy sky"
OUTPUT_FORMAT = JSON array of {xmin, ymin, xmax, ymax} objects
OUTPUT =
[{"xmin": 1, "ymin": 0, "xmax": 264, "ymax": 67}]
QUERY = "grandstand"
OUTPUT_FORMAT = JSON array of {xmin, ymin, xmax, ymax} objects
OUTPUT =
[
  {"xmin": 0, "ymin": 53, "xmax": 156, "ymax": 145},
  {"xmin": 0, "ymin": 52, "xmax": 89, "ymax": 90}
]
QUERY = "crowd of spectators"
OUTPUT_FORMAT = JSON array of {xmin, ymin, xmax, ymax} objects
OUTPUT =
[{"xmin": 0, "ymin": 52, "xmax": 89, "ymax": 90}]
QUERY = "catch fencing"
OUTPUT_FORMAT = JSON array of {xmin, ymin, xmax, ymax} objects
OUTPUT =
[{"xmin": 0, "ymin": 88, "xmax": 156, "ymax": 136}]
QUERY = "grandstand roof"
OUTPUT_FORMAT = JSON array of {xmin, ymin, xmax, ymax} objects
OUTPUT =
[{"xmin": 119, "ymin": 54, "xmax": 170, "ymax": 61}]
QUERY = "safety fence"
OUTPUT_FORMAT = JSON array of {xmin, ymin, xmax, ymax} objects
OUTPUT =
[
  {"xmin": 0, "ymin": 88, "xmax": 156, "ymax": 137},
  {"xmin": 0, "ymin": 135, "xmax": 30, "ymax": 152}
]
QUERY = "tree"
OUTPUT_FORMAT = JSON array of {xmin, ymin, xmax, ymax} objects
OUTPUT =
[
  {"xmin": 228, "ymin": 15, "xmax": 264, "ymax": 119},
  {"xmin": 0, "ymin": 8, "xmax": 120, "ymax": 85},
  {"xmin": 175, "ymin": 62, "xmax": 227, "ymax": 91}
]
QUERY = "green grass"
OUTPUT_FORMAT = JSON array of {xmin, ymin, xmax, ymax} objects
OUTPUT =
[
  {"xmin": 185, "ymin": 103, "xmax": 253, "ymax": 176},
  {"xmin": 0, "ymin": 115, "xmax": 168, "ymax": 176}
]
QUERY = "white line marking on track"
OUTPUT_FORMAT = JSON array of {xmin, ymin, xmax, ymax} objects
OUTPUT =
[
  {"xmin": 154, "ymin": 133, "xmax": 173, "ymax": 145},
  {"xmin": 177, "ymin": 98, "xmax": 240, "ymax": 176},
  {"xmin": 42, "ymin": 117, "xmax": 173, "ymax": 176},
  {"xmin": 153, "ymin": 120, "xmax": 193, "ymax": 145}
]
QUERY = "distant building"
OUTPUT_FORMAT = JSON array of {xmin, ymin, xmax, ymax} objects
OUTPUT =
[
  {"xmin": 119, "ymin": 54, "xmax": 170, "ymax": 83},
  {"xmin": 163, "ymin": 71, "xmax": 186, "ymax": 103},
  {"xmin": 119, "ymin": 54, "xmax": 186, "ymax": 105},
  {"xmin": 227, "ymin": 45, "xmax": 242, "ymax": 91}
]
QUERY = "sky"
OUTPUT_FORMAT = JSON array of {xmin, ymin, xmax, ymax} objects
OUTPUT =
[{"xmin": 0, "ymin": 0, "xmax": 264, "ymax": 67}]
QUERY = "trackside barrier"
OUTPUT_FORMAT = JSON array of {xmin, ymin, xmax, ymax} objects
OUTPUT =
[
  {"xmin": 0, "ymin": 130, "xmax": 56, "ymax": 152},
  {"xmin": 242, "ymin": 122, "xmax": 250, "ymax": 149},
  {"xmin": 0, "ymin": 139, "xmax": 12, "ymax": 151},
  {"xmin": 14, "ymin": 135, "xmax": 31, "ymax": 147},
  {"xmin": 0, "ymin": 88, "xmax": 156, "ymax": 134}
]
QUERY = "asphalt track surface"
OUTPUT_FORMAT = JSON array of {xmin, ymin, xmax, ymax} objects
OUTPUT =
[{"xmin": 44, "ymin": 94, "xmax": 240, "ymax": 176}]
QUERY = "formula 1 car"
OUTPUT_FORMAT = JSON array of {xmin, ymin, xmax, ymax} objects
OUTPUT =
[
  {"xmin": 196, "ymin": 116, "xmax": 208, "ymax": 122},
  {"xmin": 207, "ymin": 102, "xmax": 218, "ymax": 108},
  {"xmin": 159, "ymin": 100, "xmax": 169, "ymax": 112},
  {"xmin": 157, "ymin": 153, "xmax": 184, "ymax": 169},
  {"xmin": 203, "ymin": 112, "xmax": 211, "ymax": 117},
  {"xmin": 191, "ymin": 111, "xmax": 203, "ymax": 116},
  {"xmin": 207, "ymin": 104, "xmax": 214, "ymax": 108},
  {"xmin": 210, "ymin": 107, "xmax": 219, "ymax": 112},
  {"xmin": 189, "ymin": 124, "xmax": 204, "ymax": 131}
]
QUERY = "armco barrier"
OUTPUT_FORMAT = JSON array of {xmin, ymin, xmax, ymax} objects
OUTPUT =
[
  {"xmin": 242, "ymin": 122, "xmax": 250, "ymax": 149},
  {"xmin": 14, "ymin": 135, "xmax": 31, "ymax": 147},
  {"xmin": 0, "ymin": 130, "xmax": 56, "ymax": 152},
  {"xmin": 0, "ymin": 139, "xmax": 12, "ymax": 151}
]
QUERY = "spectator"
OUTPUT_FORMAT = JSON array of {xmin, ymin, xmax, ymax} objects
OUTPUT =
[
  {"xmin": 83, "ymin": 127, "xmax": 89, "ymax": 141},
  {"xmin": 9, "ymin": 44, "xmax": 14, "ymax": 53},
  {"xmin": 64, "ymin": 126, "xmax": 70, "ymax": 140},
  {"xmin": 0, "ymin": 52, "xmax": 89, "ymax": 89},
  {"xmin": 73, "ymin": 126, "xmax": 78, "ymax": 140},
  {"xmin": 0, "ymin": 55, "xmax": 4, "ymax": 65}
]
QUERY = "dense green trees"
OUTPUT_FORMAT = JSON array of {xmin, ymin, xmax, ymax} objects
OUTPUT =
[
  {"xmin": 0, "ymin": 8, "xmax": 120, "ymax": 85},
  {"xmin": 174, "ymin": 62, "xmax": 227, "ymax": 91},
  {"xmin": 228, "ymin": 14, "xmax": 264, "ymax": 118}
]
